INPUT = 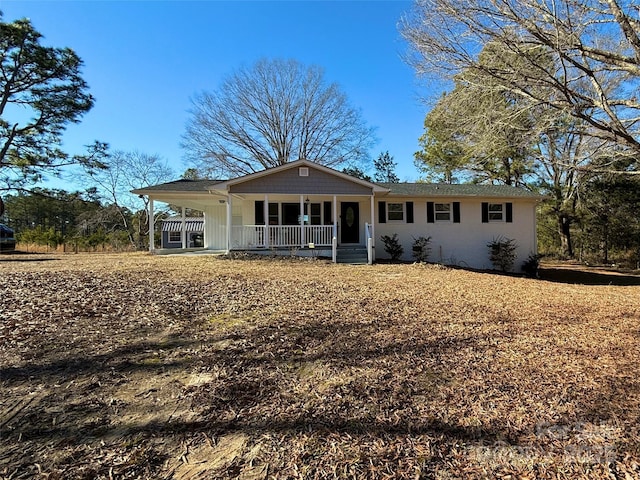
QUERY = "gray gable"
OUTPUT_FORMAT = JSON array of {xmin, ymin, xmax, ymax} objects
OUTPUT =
[{"xmin": 230, "ymin": 164, "xmax": 373, "ymax": 195}]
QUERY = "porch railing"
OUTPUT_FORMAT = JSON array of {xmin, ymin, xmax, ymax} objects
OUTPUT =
[{"xmin": 231, "ymin": 225, "xmax": 333, "ymax": 249}]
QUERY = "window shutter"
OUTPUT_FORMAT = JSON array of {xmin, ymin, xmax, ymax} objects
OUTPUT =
[
  {"xmin": 406, "ymin": 202, "xmax": 414, "ymax": 223},
  {"xmin": 378, "ymin": 201, "xmax": 386, "ymax": 223},
  {"xmin": 323, "ymin": 201, "xmax": 332, "ymax": 225},
  {"xmin": 506, "ymin": 202, "xmax": 513, "ymax": 223},
  {"xmin": 453, "ymin": 202, "xmax": 461, "ymax": 223},
  {"xmin": 427, "ymin": 202, "xmax": 435, "ymax": 223},
  {"xmin": 255, "ymin": 201, "xmax": 265, "ymax": 225},
  {"xmin": 481, "ymin": 202, "xmax": 489, "ymax": 223}
]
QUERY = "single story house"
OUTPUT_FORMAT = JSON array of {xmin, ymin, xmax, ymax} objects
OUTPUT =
[
  {"xmin": 132, "ymin": 160, "xmax": 543, "ymax": 270},
  {"xmin": 160, "ymin": 217, "xmax": 204, "ymax": 249}
]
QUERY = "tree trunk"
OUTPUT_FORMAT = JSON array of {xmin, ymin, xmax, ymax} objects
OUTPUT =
[
  {"xmin": 602, "ymin": 221, "xmax": 609, "ymax": 264},
  {"xmin": 557, "ymin": 214, "xmax": 573, "ymax": 258}
]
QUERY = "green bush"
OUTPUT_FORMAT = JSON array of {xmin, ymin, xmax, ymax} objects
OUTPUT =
[
  {"xmin": 380, "ymin": 234, "xmax": 404, "ymax": 261},
  {"xmin": 487, "ymin": 236, "xmax": 518, "ymax": 272},
  {"xmin": 412, "ymin": 236, "xmax": 432, "ymax": 262},
  {"xmin": 521, "ymin": 253, "xmax": 541, "ymax": 278}
]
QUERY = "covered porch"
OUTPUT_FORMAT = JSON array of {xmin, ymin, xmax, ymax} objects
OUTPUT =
[
  {"xmin": 135, "ymin": 160, "xmax": 390, "ymax": 264},
  {"xmin": 225, "ymin": 193, "xmax": 375, "ymax": 262},
  {"xmin": 146, "ymin": 194, "xmax": 375, "ymax": 264}
]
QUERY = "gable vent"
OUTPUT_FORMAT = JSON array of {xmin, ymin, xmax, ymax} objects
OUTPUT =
[{"xmin": 299, "ymin": 167, "xmax": 309, "ymax": 177}]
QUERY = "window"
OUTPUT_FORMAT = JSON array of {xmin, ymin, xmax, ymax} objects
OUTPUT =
[
  {"xmin": 435, "ymin": 203, "xmax": 451, "ymax": 221},
  {"xmin": 428, "ymin": 201, "xmax": 461, "ymax": 223},
  {"xmin": 268, "ymin": 203, "xmax": 279, "ymax": 225},
  {"xmin": 169, "ymin": 231, "xmax": 181, "ymax": 242},
  {"xmin": 379, "ymin": 201, "xmax": 413, "ymax": 223},
  {"xmin": 488, "ymin": 203, "xmax": 503, "ymax": 221},
  {"xmin": 323, "ymin": 201, "xmax": 332, "ymax": 225},
  {"xmin": 308, "ymin": 203, "xmax": 321, "ymax": 225},
  {"xmin": 282, "ymin": 203, "xmax": 300, "ymax": 225},
  {"xmin": 299, "ymin": 167, "xmax": 309, "ymax": 176},
  {"xmin": 387, "ymin": 203, "xmax": 404, "ymax": 221},
  {"xmin": 482, "ymin": 202, "xmax": 512, "ymax": 223}
]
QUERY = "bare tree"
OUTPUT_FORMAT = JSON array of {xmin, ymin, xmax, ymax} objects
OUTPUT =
[
  {"xmin": 401, "ymin": 0, "xmax": 640, "ymax": 172},
  {"xmin": 85, "ymin": 150, "xmax": 174, "ymax": 248},
  {"xmin": 182, "ymin": 58, "xmax": 376, "ymax": 178}
]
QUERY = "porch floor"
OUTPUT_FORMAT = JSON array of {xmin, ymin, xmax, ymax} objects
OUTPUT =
[
  {"xmin": 155, "ymin": 248, "xmax": 226, "ymax": 256},
  {"xmin": 154, "ymin": 246, "xmax": 373, "ymax": 263}
]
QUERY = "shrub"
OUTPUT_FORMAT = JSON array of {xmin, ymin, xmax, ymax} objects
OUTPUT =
[
  {"xmin": 380, "ymin": 234, "xmax": 404, "ymax": 261},
  {"xmin": 412, "ymin": 236, "xmax": 432, "ymax": 262},
  {"xmin": 487, "ymin": 236, "xmax": 518, "ymax": 272},
  {"xmin": 522, "ymin": 253, "xmax": 542, "ymax": 278}
]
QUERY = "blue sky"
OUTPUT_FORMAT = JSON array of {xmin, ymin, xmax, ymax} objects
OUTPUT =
[{"xmin": 1, "ymin": 0, "xmax": 442, "ymax": 187}]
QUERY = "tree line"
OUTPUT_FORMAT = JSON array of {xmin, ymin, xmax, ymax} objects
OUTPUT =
[
  {"xmin": 2, "ymin": 188, "xmax": 151, "ymax": 252},
  {"xmin": 403, "ymin": 0, "xmax": 640, "ymax": 267},
  {"xmin": 1, "ymin": 6, "xmax": 639, "ymax": 266}
]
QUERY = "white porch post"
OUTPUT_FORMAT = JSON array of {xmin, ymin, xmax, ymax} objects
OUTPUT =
[
  {"xmin": 181, "ymin": 206, "xmax": 187, "ymax": 249},
  {"xmin": 333, "ymin": 196, "xmax": 338, "ymax": 241},
  {"xmin": 226, "ymin": 194, "xmax": 232, "ymax": 253},
  {"xmin": 370, "ymin": 195, "xmax": 375, "ymax": 247},
  {"xmin": 148, "ymin": 197, "xmax": 155, "ymax": 253},
  {"xmin": 202, "ymin": 211, "xmax": 208, "ymax": 249},
  {"xmin": 300, "ymin": 195, "xmax": 305, "ymax": 247},
  {"xmin": 332, "ymin": 195, "xmax": 338, "ymax": 263},
  {"xmin": 264, "ymin": 194, "xmax": 269, "ymax": 248}
]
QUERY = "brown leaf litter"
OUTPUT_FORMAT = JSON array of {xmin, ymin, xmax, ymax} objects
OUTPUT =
[{"xmin": 0, "ymin": 252, "xmax": 639, "ymax": 479}]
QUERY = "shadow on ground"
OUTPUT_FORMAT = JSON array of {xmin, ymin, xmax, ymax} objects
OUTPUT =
[{"xmin": 539, "ymin": 267, "xmax": 640, "ymax": 286}]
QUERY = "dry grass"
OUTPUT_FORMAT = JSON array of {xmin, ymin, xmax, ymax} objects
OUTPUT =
[{"xmin": 0, "ymin": 252, "xmax": 639, "ymax": 479}]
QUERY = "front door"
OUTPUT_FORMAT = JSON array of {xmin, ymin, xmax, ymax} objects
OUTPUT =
[{"xmin": 340, "ymin": 202, "xmax": 359, "ymax": 243}]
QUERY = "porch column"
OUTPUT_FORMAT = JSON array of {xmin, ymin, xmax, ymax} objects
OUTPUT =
[
  {"xmin": 370, "ymin": 195, "xmax": 375, "ymax": 246},
  {"xmin": 148, "ymin": 197, "xmax": 155, "ymax": 252},
  {"xmin": 300, "ymin": 195, "xmax": 305, "ymax": 247},
  {"xmin": 226, "ymin": 193, "xmax": 232, "ymax": 253},
  {"xmin": 181, "ymin": 206, "xmax": 187, "ymax": 249},
  {"xmin": 202, "ymin": 211, "xmax": 208, "ymax": 249},
  {"xmin": 332, "ymin": 195, "xmax": 338, "ymax": 263},
  {"xmin": 264, "ymin": 194, "xmax": 269, "ymax": 248},
  {"xmin": 333, "ymin": 196, "xmax": 338, "ymax": 240}
]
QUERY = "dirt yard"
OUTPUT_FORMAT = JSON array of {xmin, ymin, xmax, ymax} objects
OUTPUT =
[{"xmin": 0, "ymin": 253, "xmax": 639, "ymax": 479}]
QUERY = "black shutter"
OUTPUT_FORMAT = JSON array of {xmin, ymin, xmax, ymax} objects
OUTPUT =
[
  {"xmin": 406, "ymin": 202, "xmax": 414, "ymax": 223},
  {"xmin": 255, "ymin": 201, "xmax": 265, "ymax": 225},
  {"xmin": 378, "ymin": 201, "xmax": 386, "ymax": 223},
  {"xmin": 323, "ymin": 201, "xmax": 332, "ymax": 225},
  {"xmin": 506, "ymin": 202, "xmax": 513, "ymax": 223},
  {"xmin": 453, "ymin": 202, "xmax": 461, "ymax": 223},
  {"xmin": 427, "ymin": 202, "xmax": 435, "ymax": 223},
  {"xmin": 481, "ymin": 202, "xmax": 489, "ymax": 223}
]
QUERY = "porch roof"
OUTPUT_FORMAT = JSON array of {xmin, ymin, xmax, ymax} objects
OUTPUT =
[{"xmin": 131, "ymin": 178, "xmax": 226, "ymax": 195}]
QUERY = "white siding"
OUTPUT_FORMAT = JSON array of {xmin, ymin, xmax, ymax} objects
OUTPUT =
[
  {"xmin": 202, "ymin": 205, "xmax": 227, "ymax": 249},
  {"xmin": 375, "ymin": 198, "xmax": 537, "ymax": 271}
]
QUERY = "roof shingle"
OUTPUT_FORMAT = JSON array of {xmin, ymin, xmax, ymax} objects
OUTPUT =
[{"xmin": 377, "ymin": 182, "xmax": 543, "ymax": 199}]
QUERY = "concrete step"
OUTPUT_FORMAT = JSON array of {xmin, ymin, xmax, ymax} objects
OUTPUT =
[{"xmin": 336, "ymin": 248, "xmax": 369, "ymax": 264}]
